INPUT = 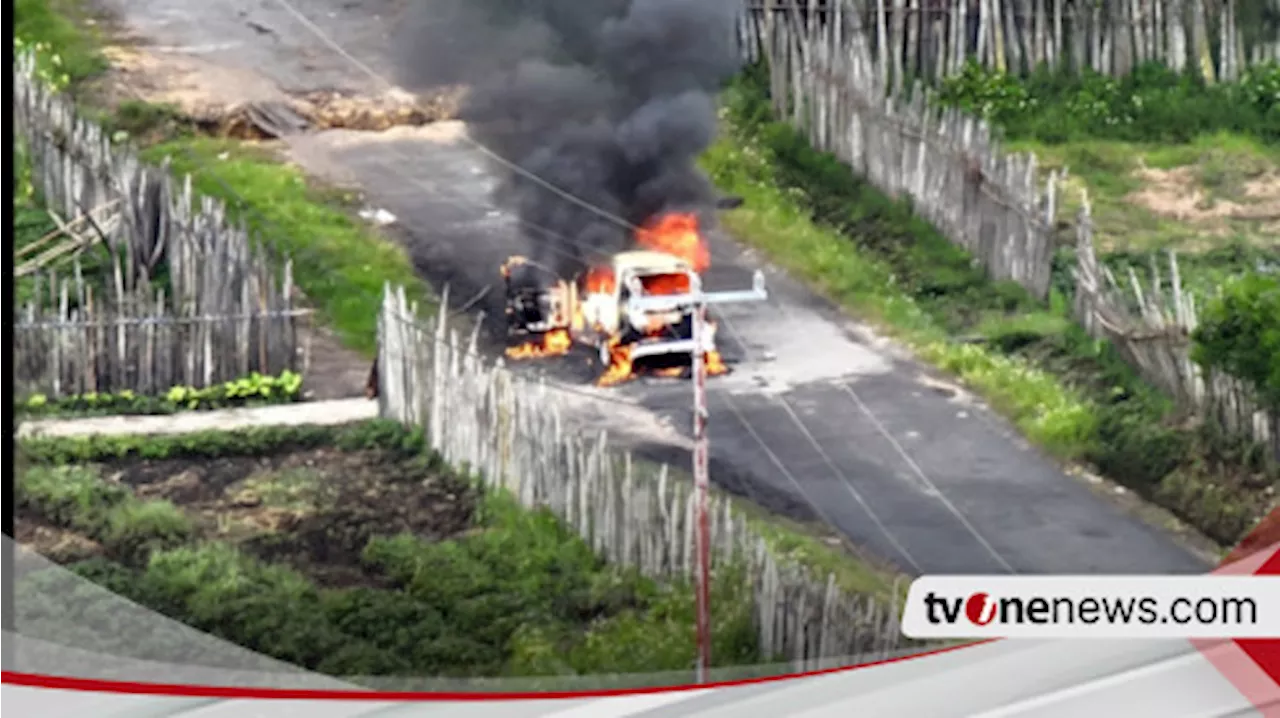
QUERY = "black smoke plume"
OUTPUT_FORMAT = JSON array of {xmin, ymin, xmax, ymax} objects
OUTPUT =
[{"xmin": 392, "ymin": 0, "xmax": 743, "ymax": 277}]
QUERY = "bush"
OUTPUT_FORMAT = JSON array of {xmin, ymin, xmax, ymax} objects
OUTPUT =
[
  {"xmin": 935, "ymin": 61, "xmax": 1280, "ymax": 144},
  {"xmin": 17, "ymin": 465, "xmax": 130, "ymax": 529},
  {"xmin": 19, "ymin": 423, "xmax": 346, "ymax": 464},
  {"xmin": 17, "ymin": 464, "xmax": 193, "ymax": 563},
  {"xmin": 18, "ymin": 371, "xmax": 305, "ymax": 418},
  {"xmin": 1192, "ymin": 272, "xmax": 1280, "ymax": 414},
  {"xmin": 362, "ymin": 493, "xmax": 762, "ymax": 674}
]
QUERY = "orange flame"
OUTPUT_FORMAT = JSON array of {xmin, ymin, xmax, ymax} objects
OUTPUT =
[
  {"xmin": 636, "ymin": 213, "xmax": 710, "ymax": 272},
  {"xmin": 597, "ymin": 338, "xmax": 634, "ymax": 387},
  {"xmin": 584, "ymin": 265, "xmax": 617, "ymax": 294},
  {"xmin": 506, "ymin": 328, "xmax": 573, "ymax": 360},
  {"xmin": 706, "ymin": 350, "xmax": 728, "ymax": 376}
]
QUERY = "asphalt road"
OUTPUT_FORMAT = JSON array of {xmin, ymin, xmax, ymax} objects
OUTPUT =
[{"xmin": 92, "ymin": 0, "xmax": 1214, "ymax": 575}]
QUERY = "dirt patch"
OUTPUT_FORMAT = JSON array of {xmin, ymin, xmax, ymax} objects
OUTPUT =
[
  {"xmin": 1127, "ymin": 162, "xmax": 1280, "ymax": 235},
  {"xmin": 14, "ymin": 517, "xmax": 104, "ymax": 563},
  {"xmin": 94, "ymin": 45, "xmax": 462, "ymax": 139},
  {"xmin": 92, "ymin": 446, "xmax": 477, "ymax": 587}
]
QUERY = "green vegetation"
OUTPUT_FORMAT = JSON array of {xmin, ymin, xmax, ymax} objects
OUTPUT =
[
  {"xmin": 18, "ymin": 464, "xmax": 193, "ymax": 564},
  {"xmin": 13, "ymin": 0, "xmax": 434, "ymax": 357},
  {"xmin": 702, "ymin": 65, "xmax": 1276, "ymax": 546},
  {"xmin": 17, "ymin": 370, "xmax": 305, "ymax": 417},
  {"xmin": 1006, "ymin": 134, "xmax": 1279, "ymax": 258},
  {"xmin": 938, "ymin": 62, "xmax": 1278, "ymax": 284},
  {"xmin": 1193, "ymin": 273, "xmax": 1280, "ymax": 414},
  {"xmin": 136, "ymin": 138, "xmax": 435, "ymax": 356},
  {"xmin": 14, "ymin": 0, "xmax": 107, "ymax": 90},
  {"xmin": 16, "ymin": 420, "xmax": 764, "ymax": 679},
  {"xmin": 935, "ymin": 61, "xmax": 1280, "ymax": 144}
]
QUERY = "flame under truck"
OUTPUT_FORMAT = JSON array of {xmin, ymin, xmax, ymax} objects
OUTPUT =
[{"xmin": 501, "ymin": 251, "xmax": 766, "ymax": 367}]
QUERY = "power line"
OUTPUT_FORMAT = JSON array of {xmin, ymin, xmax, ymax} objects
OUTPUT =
[
  {"xmin": 266, "ymin": 0, "xmax": 646, "ymax": 236},
  {"xmin": 194, "ymin": 0, "xmax": 944, "ymax": 579}
]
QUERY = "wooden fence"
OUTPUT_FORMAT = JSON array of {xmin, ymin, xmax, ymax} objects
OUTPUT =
[
  {"xmin": 12, "ymin": 53, "xmax": 306, "ymax": 397},
  {"xmin": 741, "ymin": 1, "xmax": 1060, "ymax": 298},
  {"xmin": 1072, "ymin": 194, "xmax": 1279, "ymax": 459},
  {"xmin": 746, "ymin": 0, "xmax": 1278, "ymax": 88},
  {"xmin": 738, "ymin": 5, "xmax": 1276, "ymax": 457},
  {"xmin": 377, "ymin": 285, "xmax": 911, "ymax": 669}
]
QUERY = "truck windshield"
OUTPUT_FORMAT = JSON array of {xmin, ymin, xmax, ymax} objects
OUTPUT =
[{"xmin": 639, "ymin": 273, "xmax": 691, "ymax": 296}]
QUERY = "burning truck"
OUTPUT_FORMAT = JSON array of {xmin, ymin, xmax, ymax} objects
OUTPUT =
[{"xmin": 501, "ymin": 213, "xmax": 766, "ymax": 386}]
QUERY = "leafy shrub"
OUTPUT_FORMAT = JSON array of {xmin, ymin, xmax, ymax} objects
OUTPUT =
[
  {"xmin": 18, "ymin": 423, "xmax": 343, "ymax": 464},
  {"xmin": 101, "ymin": 501, "xmax": 193, "ymax": 563},
  {"xmin": 17, "ymin": 465, "xmax": 130, "ymax": 529},
  {"xmin": 18, "ymin": 464, "xmax": 193, "ymax": 563},
  {"xmin": 18, "ymin": 370, "xmax": 304, "ymax": 418},
  {"xmin": 935, "ymin": 61, "xmax": 1280, "ymax": 143},
  {"xmin": 1087, "ymin": 402, "xmax": 1190, "ymax": 487},
  {"xmin": 1192, "ymin": 272, "xmax": 1280, "ymax": 414},
  {"xmin": 362, "ymin": 493, "xmax": 761, "ymax": 674}
]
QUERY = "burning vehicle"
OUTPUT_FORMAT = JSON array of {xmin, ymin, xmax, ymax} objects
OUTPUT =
[{"xmin": 502, "ymin": 213, "xmax": 766, "ymax": 386}]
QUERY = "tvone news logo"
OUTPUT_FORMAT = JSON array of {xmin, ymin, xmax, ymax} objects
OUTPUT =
[
  {"xmin": 928, "ymin": 591, "xmax": 1005, "ymax": 626},
  {"xmin": 921, "ymin": 591, "xmax": 1161, "ymax": 627}
]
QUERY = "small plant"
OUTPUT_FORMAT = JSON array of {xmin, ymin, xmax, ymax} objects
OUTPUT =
[{"xmin": 18, "ymin": 370, "xmax": 305, "ymax": 418}]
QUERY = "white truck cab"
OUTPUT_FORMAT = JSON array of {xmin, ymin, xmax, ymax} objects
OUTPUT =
[{"xmin": 578, "ymin": 250, "xmax": 717, "ymax": 364}]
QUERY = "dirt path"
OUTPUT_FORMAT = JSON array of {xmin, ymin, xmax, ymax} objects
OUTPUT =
[
  {"xmin": 82, "ymin": 0, "xmax": 1221, "ymax": 576},
  {"xmin": 16, "ymin": 398, "xmax": 377, "ymax": 439}
]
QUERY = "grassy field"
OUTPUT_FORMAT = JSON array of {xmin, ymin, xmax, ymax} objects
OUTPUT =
[
  {"xmin": 15, "ymin": 421, "xmax": 768, "ymax": 680},
  {"xmin": 14, "ymin": 0, "xmax": 107, "ymax": 87},
  {"xmin": 1011, "ymin": 132, "xmax": 1278, "ymax": 295},
  {"xmin": 701, "ymin": 68, "xmax": 1277, "ymax": 546}
]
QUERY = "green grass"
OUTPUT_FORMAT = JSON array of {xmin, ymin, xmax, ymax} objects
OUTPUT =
[
  {"xmin": 15, "ymin": 419, "xmax": 909, "ymax": 673},
  {"xmin": 1007, "ymin": 132, "xmax": 1279, "ymax": 258},
  {"xmin": 14, "ymin": 0, "xmax": 107, "ymax": 87},
  {"xmin": 15, "ymin": 422, "xmax": 770, "ymax": 679},
  {"xmin": 140, "ymin": 138, "xmax": 437, "ymax": 355},
  {"xmin": 701, "ymin": 68, "xmax": 1275, "ymax": 545},
  {"xmin": 17, "ymin": 464, "xmax": 193, "ymax": 563}
]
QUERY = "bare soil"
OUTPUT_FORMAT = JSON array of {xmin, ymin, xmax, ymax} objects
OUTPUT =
[
  {"xmin": 24, "ymin": 446, "xmax": 479, "ymax": 588},
  {"xmin": 1127, "ymin": 162, "xmax": 1280, "ymax": 237},
  {"xmin": 14, "ymin": 517, "xmax": 106, "ymax": 564},
  {"xmin": 92, "ymin": 44, "xmax": 461, "ymax": 139}
]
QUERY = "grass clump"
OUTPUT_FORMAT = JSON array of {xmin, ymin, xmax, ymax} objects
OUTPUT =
[
  {"xmin": 18, "ymin": 464, "xmax": 193, "ymax": 563},
  {"xmin": 14, "ymin": 0, "xmax": 107, "ymax": 90},
  {"xmin": 140, "ymin": 138, "xmax": 436, "ymax": 355}
]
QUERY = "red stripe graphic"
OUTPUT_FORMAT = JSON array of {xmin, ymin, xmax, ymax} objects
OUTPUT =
[
  {"xmin": 0, "ymin": 640, "xmax": 991, "ymax": 700},
  {"xmin": 1194, "ymin": 507, "xmax": 1280, "ymax": 716}
]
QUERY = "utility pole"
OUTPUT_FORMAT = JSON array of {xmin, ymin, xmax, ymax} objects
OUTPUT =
[
  {"xmin": 626, "ymin": 269, "xmax": 768, "ymax": 684},
  {"xmin": 691, "ymin": 297, "xmax": 712, "ymax": 684}
]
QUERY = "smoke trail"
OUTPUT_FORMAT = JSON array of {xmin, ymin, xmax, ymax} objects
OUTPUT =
[{"xmin": 392, "ymin": 0, "xmax": 743, "ymax": 276}]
